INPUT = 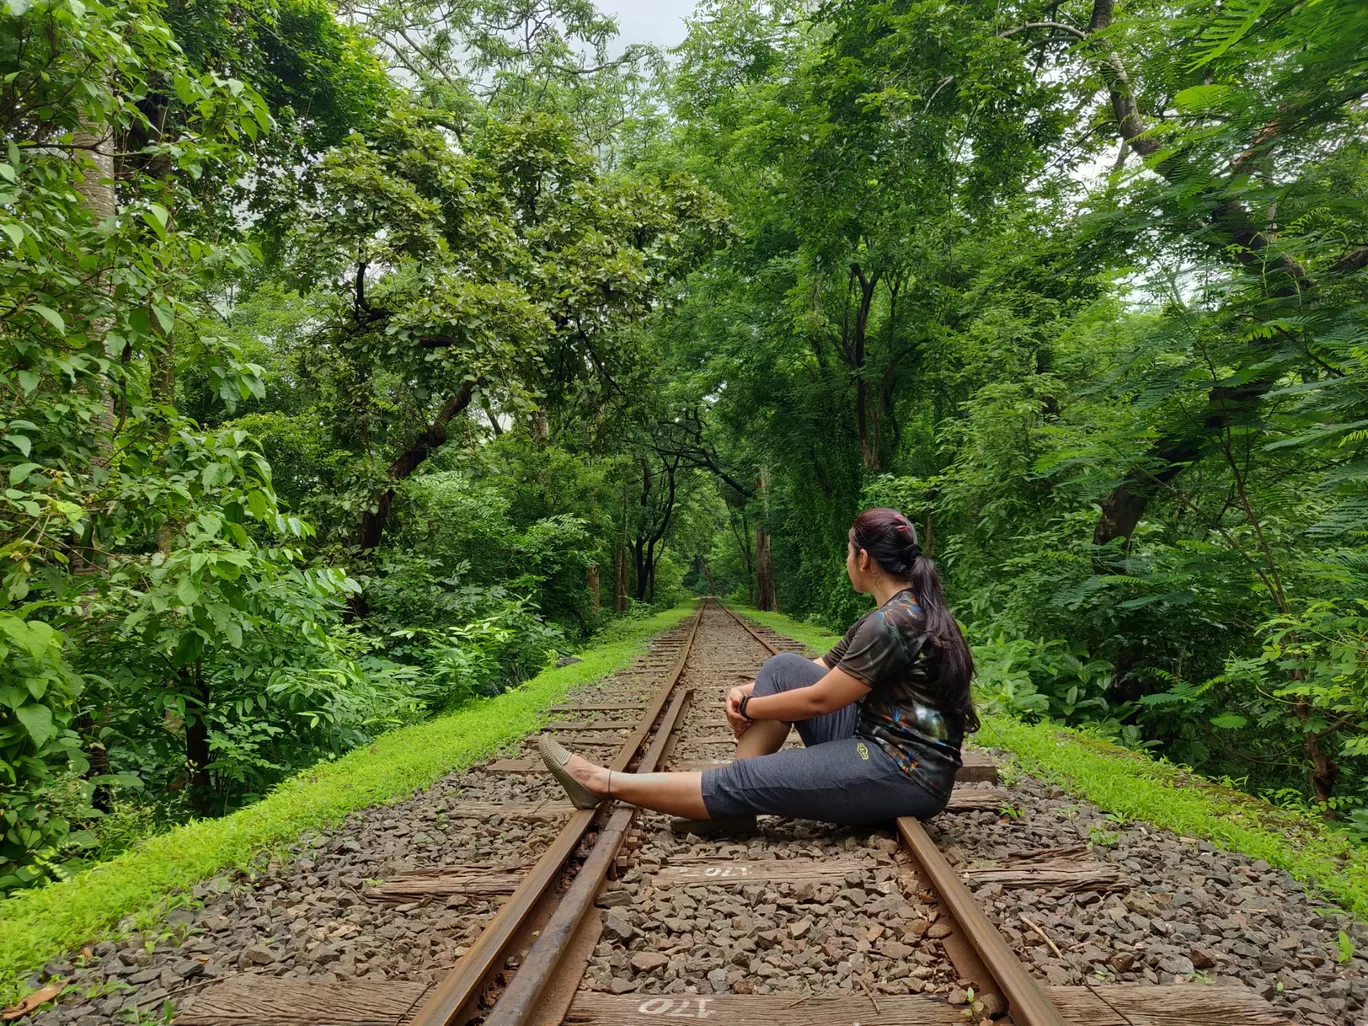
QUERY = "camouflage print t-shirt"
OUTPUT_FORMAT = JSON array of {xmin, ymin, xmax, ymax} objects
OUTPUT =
[{"xmin": 822, "ymin": 589, "xmax": 963, "ymax": 800}]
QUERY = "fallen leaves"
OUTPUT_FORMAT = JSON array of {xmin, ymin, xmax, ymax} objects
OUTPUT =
[{"xmin": 2, "ymin": 980, "xmax": 66, "ymax": 1021}]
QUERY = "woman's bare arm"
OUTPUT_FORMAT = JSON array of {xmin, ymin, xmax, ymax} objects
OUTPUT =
[{"xmin": 729, "ymin": 666, "xmax": 869, "ymax": 722}]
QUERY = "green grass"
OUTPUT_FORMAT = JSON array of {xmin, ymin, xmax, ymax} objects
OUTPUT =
[
  {"xmin": 730, "ymin": 603, "xmax": 842, "ymax": 655},
  {"xmin": 0, "ymin": 600, "xmax": 697, "ymax": 1002},
  {"xmin": 729, "ymin": 602, "xmax": 1368, "ymax": 921},
  {"xmin": 978, "ymin": 717, "xmax": 1368, "ymax": 920}
]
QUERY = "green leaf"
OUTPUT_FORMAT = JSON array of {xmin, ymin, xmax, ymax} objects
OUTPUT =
[
  {"xmin": 29, "ymin": 304, "xmax": 64, "ymax": 334},
  {"xmin": 177, "ymin": 576, "xmax": 201, "ymax": 606},
  {"xmin": 1, "ymin": 222, "xmax": 21, "ymax": 245},
  {"xmin": 21, "ymin": 620, "xmax": 54, "ymax": 660},
  {"xmin": 129, "ymin": 307, "xmax": 151, "ymax": 338},
  {"xmin": 9, "ymin": 462, "xmax": 40, "ymax": 486},
  {"xmin": 89, "ymin": 772, "xmax": 142, "ymax": 789},
  {"xmin": 1174, "ymin": 85, "xmax": 1233, "ymax": 114},
  {"xmin": 1210, "ymin": 713, "xmax": 1247, "ymax": 729},
  {"xmin": 6, "ymin": 432, "xmax": 32, "ymax": 457},
  {"xmin": 17, "ymin": 369, "xmax": 38, "ymax": 393},
  {"xmin": 1189, "ymin": 0, "xmax": 1273, "ymax": 70},
  {"xmin": 16, "ymin": 703, "xmax": 53, "ymax": 747},
  {"xmin": 152, "ymin": 303, "xmax": 174, "ymax": 334},
  {"xmin": 173, "ymin": 630, "xmax": 203, "ymax": 666}
]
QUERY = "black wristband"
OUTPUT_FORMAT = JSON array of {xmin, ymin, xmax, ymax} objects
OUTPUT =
[{"xmin": 738, "ymin": 694, "xmax": 753, "ymax": 720}]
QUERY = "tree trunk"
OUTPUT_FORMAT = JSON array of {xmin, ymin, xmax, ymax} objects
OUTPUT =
[
  {"xmin": 587, "ymin": 563, "xmax": 600, "ymax": 616},
  {"xmin": 76, "ymin": 710, "xmax": 112, "ymax": 812},
  {"xmin": 755, "ymin": 525, "xmax": 776, "ymax": 612},
  {"xmin": 72, "ymin": 119, "xmax": 118, "ymax": 469},
  {"xmin": 70, "ymin": 118, "xmax": 118, "ymax": 579},
  {"xmin": 850, "ymin": 266, "xmax": 879, "ymax": 471},
  {"xmin": 1297, "ymin": 700, "xmax": 1339, "ymax": 807},
  {"xmin": 481, "ymin": 393, "xmax": 503, "ymax": 437},
  {"xmin": 615, "ymin": 479, "xmax": 630, "ymax": 613},
  {"xmin": 630, "ymin": 452, "xmax": 680, "ymax": 603},
  {"xmin": 633, "ymin": 537, "xmax": 651, "ymax": 602},
  {"xmin": 150, "ymin": 251, "xmax": 177, "ymax": 556},
  {"xmin": 184, "ymin": 666, "xmax": 213, "ymax": 818},
  {"xmin": 729, "ymin": 507, "xmax": 755, "ymax": 602},
  {"xmin": 614, "ymin": 545, "xmax": 629, "ymax": 613},
  {"xmin": 359, "ymin": 383, "xmax": 475, "ymax": 550},
  {"xmin": 71, "ymin": 115, "xmax": 119, "ymax": 789},
  {"xmin": 754, "ymin": 467, "xmax": 777, "ymax": 610}
]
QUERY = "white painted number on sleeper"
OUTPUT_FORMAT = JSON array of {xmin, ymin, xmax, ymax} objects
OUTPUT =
[
  {"xmin": 636, "ymin": 997, "xmax": 715, "ymax": 1018},
  {"xmin": 668, "ymin": 865, "xmax": 750, "ymax": 879}
]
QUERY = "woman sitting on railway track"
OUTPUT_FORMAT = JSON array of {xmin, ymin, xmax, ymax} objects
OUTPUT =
[{"xmin": 538, "ymin": 508, "xmax": 978, "ymax": 827}]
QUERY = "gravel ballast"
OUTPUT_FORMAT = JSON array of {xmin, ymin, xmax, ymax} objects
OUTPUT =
[{"xmin": 10, "ymin": 608, "xmax": 1367, "ymax": 1026}]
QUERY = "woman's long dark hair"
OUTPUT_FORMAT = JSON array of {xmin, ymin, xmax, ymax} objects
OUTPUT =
[{"xmin": 850, "ymin": 508, "xmax": 979, "ymax": 735}]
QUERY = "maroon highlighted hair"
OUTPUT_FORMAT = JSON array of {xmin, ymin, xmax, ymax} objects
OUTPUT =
[{"xmin": 850, "ymin": 508, "xmax": 979, "ymax": 735}]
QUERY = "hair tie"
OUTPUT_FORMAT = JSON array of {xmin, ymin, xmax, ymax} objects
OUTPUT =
[{"xmin": 905, "ymin": 543, "xmax": 922, "ymax": 563}]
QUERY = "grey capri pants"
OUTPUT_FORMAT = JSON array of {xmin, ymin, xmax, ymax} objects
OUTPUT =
[{"xmin": 700, "ymin": 652, "xmax": 948, "ymax": 825}]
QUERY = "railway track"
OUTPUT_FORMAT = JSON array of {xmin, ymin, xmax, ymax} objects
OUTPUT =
[{"xmin": 177, "ymin": 598, "xmax": 1291, "ymax": 1026}]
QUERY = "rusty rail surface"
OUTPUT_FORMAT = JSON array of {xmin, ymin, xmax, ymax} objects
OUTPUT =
[{"xmin": 406, "ymin": 603, "xmax": 705, "ymax": 1026}]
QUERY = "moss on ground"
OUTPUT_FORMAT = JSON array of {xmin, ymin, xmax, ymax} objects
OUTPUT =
[
  {"xmin": 0, "ymin": 601, "xmax": 697, "ymax": 1001},
  {"xmin": 731, "ymin": 603, "xmax": 1368, "ymax": 921}
]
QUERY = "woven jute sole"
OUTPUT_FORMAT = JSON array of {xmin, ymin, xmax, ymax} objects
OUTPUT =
[{"xmin": 537, "ymin": 736, "xmax": 603, "ymax": 810}]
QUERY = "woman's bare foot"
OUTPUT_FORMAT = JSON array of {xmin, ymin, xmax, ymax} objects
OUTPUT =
[{"xmin": 562, "ymin": 753, "xmax": 613, "ymax": 797}]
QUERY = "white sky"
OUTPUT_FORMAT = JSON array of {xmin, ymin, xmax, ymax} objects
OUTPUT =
[{"xmin": 598, "ymin": 0, "xmax": 699, "ymax": 50}]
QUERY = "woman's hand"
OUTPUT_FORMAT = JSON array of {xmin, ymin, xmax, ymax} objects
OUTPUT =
[{"xmin": 725, "ymin": 686, "xmax": 751, "ymax": 739}]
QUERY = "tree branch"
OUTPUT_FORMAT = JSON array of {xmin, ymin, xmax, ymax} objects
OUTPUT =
[{"xmin": 998, "ymin": 21, "xmax": 1087, "ymax": 41}]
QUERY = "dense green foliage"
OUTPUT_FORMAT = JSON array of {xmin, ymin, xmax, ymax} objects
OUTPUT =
[
  {"xmin": 0, "ymin": 601, "xmax": 694, "ymax": 1003},
  {"xmin": 0, "ymin": 0, "xmax": 721, "ymax": 891},
  {"xmin": 652, "ymin": 0, "xmax": 1368, "ymax": 833},
  {"xmin": 4, "ymin": 0, "xmax": 1368, "ymax": 910}
]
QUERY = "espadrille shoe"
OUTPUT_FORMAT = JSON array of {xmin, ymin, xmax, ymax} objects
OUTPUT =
[{"xmin": 537, "ymin": 736, "xmax": 603, "ymax": 810}]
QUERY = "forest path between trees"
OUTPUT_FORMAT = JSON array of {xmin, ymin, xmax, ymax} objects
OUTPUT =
[{"xmin": 12, "ymin": 601, "xmax": 1366, "ymax": 1026}]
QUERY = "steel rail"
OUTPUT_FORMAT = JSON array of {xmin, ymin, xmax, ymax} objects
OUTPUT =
[
  {"xmin": 406, "ymin": 603, "xmax": 706, "ymax": 1026},
  {"xmin": 897, "ymin": 816, "xmax": 1068, "ymax": 1026},
  {"xmin": 482, "ymin": 684, "xmax": 696, "ymax": 1026},
  {"xmin": 713, "ymin": 599, "xmax": 1069, "ymax": 1026},
  {"xmin": 710, "ymin": 598, "xmax": 800, "ymax": 657}
]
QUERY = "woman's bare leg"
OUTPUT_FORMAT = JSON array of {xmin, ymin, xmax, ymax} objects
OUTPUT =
[
  {"xmin": 735, "ymin": 719, "xmax": 789, "ymax": 759},
  {"xmin": 560, "ymin": 755, "xmax": 709, "ymax": 819}
]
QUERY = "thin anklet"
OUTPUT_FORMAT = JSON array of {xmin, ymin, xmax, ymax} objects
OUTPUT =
[{"xmin": 607, "ymin": 770, "xmax": 613, "ymax": 799}]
